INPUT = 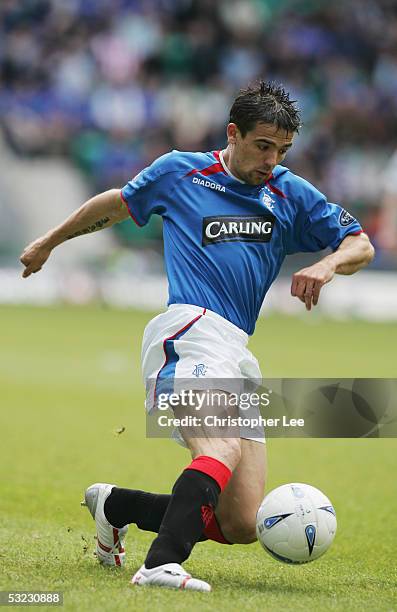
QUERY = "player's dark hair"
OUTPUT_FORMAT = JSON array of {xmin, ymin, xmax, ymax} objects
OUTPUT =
[{"xmin": 229, "ymin": 81, "xmax": 301, "ymax": 136}]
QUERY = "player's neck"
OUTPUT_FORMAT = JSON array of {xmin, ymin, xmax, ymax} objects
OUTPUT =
[{"xmin": 220, "ymin": 148, "xmax": 245, "ymax": 183}]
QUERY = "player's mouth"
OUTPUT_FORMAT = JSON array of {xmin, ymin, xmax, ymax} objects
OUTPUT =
[{"xmin": 255, "ymin": 170, "xmax": 271, "ymax": 181}]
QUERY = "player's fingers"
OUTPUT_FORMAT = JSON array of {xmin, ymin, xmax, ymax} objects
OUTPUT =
[
  {"xmin": 291, "ymin": 275, "xmax": 298, "ymax": 296},
  {"xmin": 22, "ymin": 262, "xmax": 41, "ymax": 278},
  {"xmin": 297, "ymin": 281, "xmax": 307, "ymax": 305},
  {"xmin": 292, "ymin": 276, "xmax": 305, "ymax": 298},
  {"xmin": 291, "ymin": 272, "xmax": 308, "ymax": 297},
  {"xmin": 20, "ymin": 242, "xmax": 35, "ymax": 260},
  {"xmin": 312, "ymin": 281, "xmax": 323, "ymax": 306},
  {"xmin": 304, "ymin": 280, "xmax": 315, "ymax": 311},
  {"xmin": 20, "ymin": 253, "xmax": 30, "ymax": 266}
]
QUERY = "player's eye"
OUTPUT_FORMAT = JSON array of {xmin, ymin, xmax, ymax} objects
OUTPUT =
[{"xmin": 257, "ymin": 143, "xmax": 269, "ymax": 151}]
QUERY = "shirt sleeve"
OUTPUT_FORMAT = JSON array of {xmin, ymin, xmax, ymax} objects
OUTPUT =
[
  {"xmin": 120, "ymin": 153, "xmax": 174, "ymax": 226},
  {"xmin": 287, "ymin": 182, "xmax": 363, "ymax": 254}
]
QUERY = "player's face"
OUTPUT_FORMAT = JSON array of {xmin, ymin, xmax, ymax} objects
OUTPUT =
[{"xmin": 226, "ymin": 122, "xmax": 294, "ymax": 185}]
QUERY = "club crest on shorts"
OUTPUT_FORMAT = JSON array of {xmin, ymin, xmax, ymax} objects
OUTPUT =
[
  {"xmin": 339, "ymin": 208, "xmax": 356, "ymax": 227},
  {"xmin": 192, "ymin": 363, "xmax": 207, "ymax": 377}
]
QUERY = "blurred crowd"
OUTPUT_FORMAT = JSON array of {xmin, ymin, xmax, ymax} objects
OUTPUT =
[{"xmin": 1, "ymin": 0, "xmax": 397, "ymax": 262}]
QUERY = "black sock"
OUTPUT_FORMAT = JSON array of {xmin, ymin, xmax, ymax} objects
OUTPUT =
[
  {"xmin": 104, "ymin": 487, "xmax": 208, "ymax": 542},
  {"xmin": 144, "ymin": 469, "xmax": 220, "ymax": 569},
  {"xmin": 104, "ymin": 488, "xmax": 170, "ymax": 531}
]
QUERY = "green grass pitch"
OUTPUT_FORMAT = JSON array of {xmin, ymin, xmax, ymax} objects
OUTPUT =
[{"xmin": 0, "ymin": 305, "xmax": 396, "ymax": 611}]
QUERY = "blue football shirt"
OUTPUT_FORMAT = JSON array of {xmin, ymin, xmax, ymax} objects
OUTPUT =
[{"xmin": 121, "ymin": 150, "xmax": 362, "ymax": 335}]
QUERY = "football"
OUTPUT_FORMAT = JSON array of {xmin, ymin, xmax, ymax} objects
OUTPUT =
[{"xmin": 256, "ymin": 483, "xmax": 337, "ymax": 563}]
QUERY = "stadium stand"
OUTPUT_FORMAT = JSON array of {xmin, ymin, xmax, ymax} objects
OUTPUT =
[
  {"xmin": 0, "ymin": 0, "xmax": 396, "ymax": 313},
  {"xmin": 1, "ymin": 0, "xmax": 397, "ymax": 256}
]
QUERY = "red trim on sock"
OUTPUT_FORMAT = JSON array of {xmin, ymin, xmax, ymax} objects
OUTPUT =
[
  {"xmin": 185, "ymin": 455, "xmax": 232, "ymax": 491},
  {"xmin": 204, "ymin": 513, "xmax": 231, "ymax": 545}
]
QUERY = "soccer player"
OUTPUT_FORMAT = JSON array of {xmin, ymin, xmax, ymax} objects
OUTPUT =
[{"xmin": 20, "ymin": 82, "xmax": 374, "ymax": 592}]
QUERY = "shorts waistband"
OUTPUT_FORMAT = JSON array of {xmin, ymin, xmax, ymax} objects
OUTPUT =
[{"xmin": 167, "ymin": 303, "xmax": 248, "ymax": 342}]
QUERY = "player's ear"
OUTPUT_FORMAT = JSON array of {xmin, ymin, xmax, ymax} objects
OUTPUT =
[{"xmin": 227, "ymin": 123, "xmax": 239, "ymax": 145}]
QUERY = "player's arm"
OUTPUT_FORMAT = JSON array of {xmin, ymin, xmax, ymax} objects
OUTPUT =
[
  {"xmin": 291, "ymin": 233, "xmax": 375, "ymax": 311},
  {"xmin": 20, "ymin": 189, "xmax": 129, "ymax": 278}
]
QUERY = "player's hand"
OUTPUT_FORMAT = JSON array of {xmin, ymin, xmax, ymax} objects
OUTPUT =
[
  {"xmin": 20, "ymin": 237, "xmax": 52, "ymax": 278},
  {"xmin": 291, "ymin": 260, "xmax": 336, "ymax": 311}
]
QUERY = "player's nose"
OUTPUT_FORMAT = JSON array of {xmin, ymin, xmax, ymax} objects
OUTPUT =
[{"xmin": 264, "ymin": 151, "xmax": 278, "ymax": 167}]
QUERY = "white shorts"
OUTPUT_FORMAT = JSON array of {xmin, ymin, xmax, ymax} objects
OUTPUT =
[{"xmin": 141, "ymin": 303, "xmax": 265, "ymax": 444}]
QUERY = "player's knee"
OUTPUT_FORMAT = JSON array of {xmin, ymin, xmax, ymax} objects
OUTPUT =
[
  {"xmin": 228, "ymin": 528, "xmax": 257, "ymax": 545},
  {"xmin": 221, "ymin": 514, "xmax": 257, "ymax": 544}
]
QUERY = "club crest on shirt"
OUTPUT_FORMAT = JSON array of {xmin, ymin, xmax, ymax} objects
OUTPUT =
[
  {"xmin": 202, "ymin": 215, "xmax": 275, "ymax": 246},
  {"xmin": 262, "ymin": 193, "xmax": 275, "ymax": 210},
  {"xmin": 339, "ymin": 208, "xmax": 356, "ymax": 227}
]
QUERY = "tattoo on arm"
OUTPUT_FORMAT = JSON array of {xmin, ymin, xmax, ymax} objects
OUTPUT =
[{"xmin": 66, "ymin": 217, "xmax": 111, "ymax": 240}]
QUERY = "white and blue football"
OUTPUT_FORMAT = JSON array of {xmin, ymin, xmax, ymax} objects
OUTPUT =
[{"xmin": 256, "ymin": 483, "xmax": 337, "ymax": 563}]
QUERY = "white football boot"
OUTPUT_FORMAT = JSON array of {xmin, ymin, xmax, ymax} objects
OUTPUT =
[
  {"xmin": 131, "ymin": 563, "xmax": 211, "ymax": 592},
  {"xmin": 82, "ymin": 483, "xmax": 128, "ymax": 567}
]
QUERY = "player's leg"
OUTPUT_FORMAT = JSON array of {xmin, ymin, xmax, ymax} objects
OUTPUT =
[
  {"xmin": 139, "ymin": 437, "xmax": 240, "ymax": 559},
  {"xmin": 86, "ymin": 439, "xmax": 265, "ymax": 540},
  {"xmin": 142, "ymin": 392, "xmax": 241, "ymax": 566},
  {"xmin": 83, "ymin": 438, "xmax": 265, "ymax": 567},
  {"xmin": 137, "ymin": 431, "xmax": 266, "ymax": 571},
  {"xmin": 215, "ymin": 438, "xmax": 266, "ymax": 544},
  {"xmin": 84, "ymin": 307, "xmax": 260, "ymax": 584},
  {"xmin": 131, "ymin": 391, "xmax": 241, "ymax": 590}
]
